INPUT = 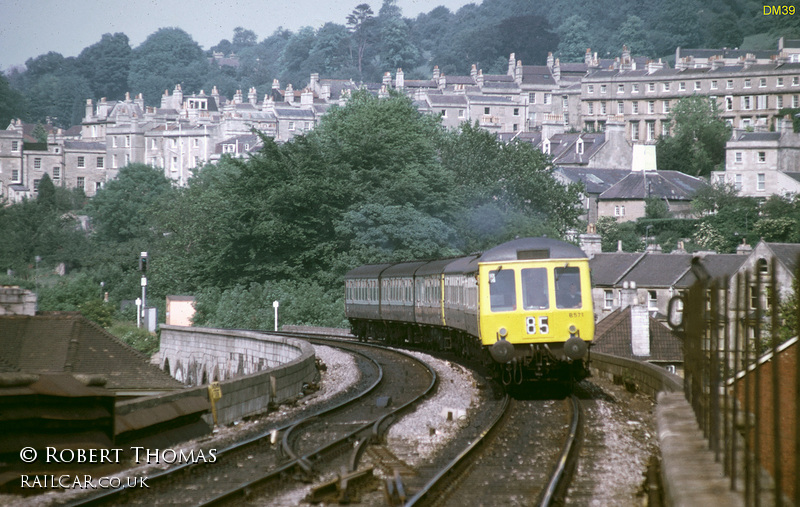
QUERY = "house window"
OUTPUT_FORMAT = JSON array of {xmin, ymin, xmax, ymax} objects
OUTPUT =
[
  {"xmin": 112, "ymin": 137, "xmax": 117, "ymax": 148},
  {"xmin": 735, "ymin": 152, "xmax": 742, "ymax": 163},
  {"xmin": 679, "ymin": 82, "xmax": 686, "ymax": 91},
  {"xmin": 12, "ymin": 169, "xmax": 20, "ymax": 182},
  {"xmin": 33, "ymin": 179, "xmax": 40, "ymax": 191},
  {"xmin": 648, "ymin": 291, "xmax": 658, "ymax": 310},
  {"xmin": 631, "ymin": 121, "xmax": 640, "ymax": 141},
  {"xmin": 77, "ymin": 177, "xmax": 85, "ymax": 189},
  {"xmin": 663, "ymin": 82, "xmax": 670, "ymax": 92},
  {"xmin": 125, "ymin": 153, "xmax": 130, "ymax": 165},
  {"xmin": 544, "ymin": 93, "xmax": 552, "ymax": 104},
  {"xmin": 77, "ymin": 156, "xmax": 85, "ymax": 168},
  {"xmin": 513, "ymin": 107, "xmax": 519, "ymax": 116},
  {"xmin": 97, "ymin": 157, "xmax": 104, "ymax": 168},
  {"xmin": 632, "ymin": 84, "xmax": 639, "ymax": 93},
  {"xmin": 778, "ymin": 96, "xmax": 784, "ymax": 108},
  {"xmin": 11, "ymin": 141, "xmax": 19, "ymax": 151},
  {"xmin": 95, "ymin": 182, "xmax": 102, "ymax": 192},
  {"xmin": 617, "ymin": 101, "xmax": 624, "ymax": 114},
  {"xmin": 600, "ymin": 102, "xmax": 607, "ymax": 115},
  {"xmin": 711, "ymin": 80, "xmax": 718, "ymax": 90},
  {"xmin": 744, "ymin": 79, "xmax": 751, "ymax": 88},
  {"xmin": 614, "ymin": 205, "xmax": 626, "ymax": 216},
  {"xmin": 171, "ymin": 156, "xmax": 178, "ymax": 170},
  {"xmin": 617, "ymin": 84, "xmax": 624, "ymax": 94},
  {"xmin": 759, "ymin": 78, "xmax": 766, "ymax": 88},
  {"xmin": 734, "ymin": 173, "xmax": 742, "ymax": 191},
  {"xmin": 662, "ymin": 123, "xmax": 670, "ymax": 137},
  {"xmin": 646, "ymin": 121, "xmax": 655, "ymax": 141},
  {"xmin": 34, "ymin": 158, "xmax": 41, "ymax": 169},
  {"xmin": 695, "ymin": 81, "xmax": 702, "ymax": 91},
  {"xmin": 757, "ymin": 95, "xmax": 768, "ymax": 110},
  {"xmin": 794, "ymin": 95, "xmax": 799, "ymax": 108},
  {"xmin": 778, "ymin": 77, "xmax": 784, "ymax": 87},
  {"xmin": 726, "ymin": 80, "xmax": 734, "ymax": 89},
  {"xmin": 600, "ymin": 84, "xmax": 607, "ymax": 93},
  {"xmin": 52, "ymin": 167, "xmax": 60, "ymax": 181},
  {"xmin": 484, "ymin": 107, "xmax": 490, "ymax": 115},
  {"xmin": 725, "ymin": 96, "xmax": 733, "ymax": 111},
  {"xmin": 604, "ymin": 290, "xmax": 614, "ymax": 309},
  {"xmin": 576, "ymin": 139, "xmax": 584, "ymax": 154},
  {"xmin": 757, "ymin": 151, "xmax": 766, "ymax": 163},
  {"xmin": 458, "ymin": 109, "xmax": 465, "ymax": 118},
  {"xmin": 588, "ymin": 103, "xmax": 594, "ymax": 115},
  {"xmin": 441, "ymin": 109, "xmax": 447, "ymax": 117},
  {"xmin": 648, "ymin": 82, "xmax": 655, "ymax": 92},
  {"xmin": 530, "ymin": 92, "xmax": 537, "ymax": 103},
  {"xmin": 632, "ymin": 102, "xmax": 639, "ymax": 114},
  {"xmin": 663, "ymin": 101, "xmax": 670, "ymax": 114},
  {"xmin": 647, "ymin": 101, "xmax": 655, "ymax": 114},
  {"xmin": 743, "ymin": 96, "xmax": 752, "ymax": 110},
  {"xmin": 587, "ymin": 85, "xmax": 593, "ymax": 94},
  {"xmin": 749, "ymin": 286, "xmax": 759, "ymax": 309},
  {"xmin": 757, "ymin": 173, "xmax": 765, "ymax": 190},
  {"xmin": 151, "ymin": 138, "xmax": 157, "ymax": 149},
  {"xmin": 193, "ymin": 138, "xmax": 199, "ymax": 147},
  {"xmin": 288, "ymin": 121, "xmax": 295, "ymax": 131},
  {"xmin": 125, "ymin": 135, "xmax": 130, "ymax": 147},
  {"xmin": 112, "ymin": 154, "xmax": 118, "ymax": 168}
]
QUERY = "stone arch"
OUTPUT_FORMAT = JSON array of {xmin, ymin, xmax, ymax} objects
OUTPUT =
[
  {"xmin": 174, "ymin": 361, "xmax": 184, "ymax": 383},
  {"xmin": 201, "ymin": 368, "xmax": 208, "ymax": 385},
  {"xmin": 163, "ymin": 357, "xmax": 171, "ymax": 376}
]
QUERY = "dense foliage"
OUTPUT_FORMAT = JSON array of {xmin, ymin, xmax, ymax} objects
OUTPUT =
[{"xmin": 4, "ymin": 0, "xmax": 798, "ymax": 126}]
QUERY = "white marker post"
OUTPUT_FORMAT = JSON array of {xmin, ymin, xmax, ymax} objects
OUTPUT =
[{"xmin": 273, "ymin": 300, "xmax": 279, "ymax": 332}]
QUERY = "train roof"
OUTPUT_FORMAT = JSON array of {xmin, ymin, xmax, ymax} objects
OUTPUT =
[
  {"xmin": 382, "ymin": 260, "xmax": 429, "ymax": 277},
  {"xmin": 344, "ymin": 263, "xmax": 394, "ymax": 279},
  {"xmin": 443, "ymin": 254, "xmax": 481, "ymax": 274},
  {"xmin": 478, "ymin": 237, "xmax": 587, "ymax": 263},
  {"xmin": 416, "ymin": 258, "xmax": 458, "ymax": 276}
]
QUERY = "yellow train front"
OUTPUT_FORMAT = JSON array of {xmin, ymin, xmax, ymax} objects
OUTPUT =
[
  {"xmin": 344, "ymin": 237, "xmax": 594, "ymax": 386},
  {"xmin": 474, "ymin": 237, "xmax": 594, "ymax": 385}
]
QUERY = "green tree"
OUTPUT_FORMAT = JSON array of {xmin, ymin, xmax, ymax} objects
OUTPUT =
[
  {"xmin": 128, "ymin": 28, "xmax": 208, "ymax": 106},
  {"xmin": 347, "ymin": 3, "xmax": 376, "ymax": 81},
  {"xmin": 85, "ymin": 163, "xmax": 174, "ymax": 244},
  {"xmin": 0, "ymin": 73, "xmax": 25, "ymax": 127},
  {"xmin": 77, "ymin": 33, "xmax": 132, "ymax": 100},
  {"xmin": 596, "ymin": 216, "xmax": 643, "ymax": 252},
  {"xmin": 611, "ymin": 15, "xmax": 655, "ymax": 57},
  {"xmin": 691, "ymin": 182, "xmax": 759, "ymax": 252},
  {"xmin": 556, "ymin": 15, "xmax": 591, "ymax": 63},
  {"xmin": 657, "ymin": 96, "xmax": 731, "ymax": 177}
]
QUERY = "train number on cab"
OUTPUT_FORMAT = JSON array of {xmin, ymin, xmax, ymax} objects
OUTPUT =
[{"xmin": 525, "ymin": 316, "xmax": 549, "ymax": 335}]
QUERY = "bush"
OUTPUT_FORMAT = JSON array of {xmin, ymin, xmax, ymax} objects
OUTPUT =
[{"xmin": 107, "ymin": 321, "xmax": 159, "ymax": 356}]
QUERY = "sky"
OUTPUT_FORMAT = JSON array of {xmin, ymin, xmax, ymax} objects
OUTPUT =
[{"xmin": 0, "ymin": 0, "xmax": 478, "ymax": 71}]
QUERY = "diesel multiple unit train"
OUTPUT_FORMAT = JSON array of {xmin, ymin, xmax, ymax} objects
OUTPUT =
[{"xmin": 344, "ymin": 237, "xmax": 595, "ymax": 385}]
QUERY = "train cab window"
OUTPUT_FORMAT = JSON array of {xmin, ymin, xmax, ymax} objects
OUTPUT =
[
  {"xmin": 555, "ymin": 267, "xmax": 582, "ymax": 309},
  {"xmin": 522, "ymin": 268, "xmax": 549, "ymax": 309},
  {"xmin": 489, "ymin": 269, "xmax": 516, "ymax": 312}
]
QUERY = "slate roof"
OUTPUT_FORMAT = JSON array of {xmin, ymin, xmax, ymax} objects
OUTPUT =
[
  {"xmin": 618, "ymin": 253, "xmax": 693, "ymax": 287},
  {"xmin": 599, "ymin": 171, "xmax": 707, "ymax": 201},
  {"xmin": 735, "ymin": 132, "xmax": 781, "ymax": 142},
  {"xmin": 590, "ymin": 252, "xmax": 645, "ymax": 286},
  {"xmin": 63, "ymin": 140, "xmax": 106, "ymax": 151},
  {"xmin": 520, "ymin": 65, "xmax": 555, "ymax": 85},
  {"xmin": 766, "ymin": 242, "xmax": 800, "ymax": 274},
  {"xmin": 428, "ymin": 95, "xmax": 468, "ymax": 106},
  {"xmin": 554, "ymin": 167, "xmax": 631, "ymax": 194},
  {"xmin": 548, "ymin": 133, "xmax": 606, "ymax": 165},
  {"xmin": 592, "ymin": 306, "xmax": 683, "ymax": 361},
  {"xmin": 0, "ymin": 313, "xmax": 184, "ymax": 391},
  {"xmin": 674, "ymin": 254, "xmax": 748, "ymax": 286}
]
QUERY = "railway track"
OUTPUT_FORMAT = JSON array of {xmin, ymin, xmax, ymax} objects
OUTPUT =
[{"xmin": 62, "ymin": 337, "xmax": 436, "ymax": 506}]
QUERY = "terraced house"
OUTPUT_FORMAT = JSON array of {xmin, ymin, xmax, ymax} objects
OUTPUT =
[{"xmin": 4, "ymin": 37, "xmax": 800, "ymax": 209}]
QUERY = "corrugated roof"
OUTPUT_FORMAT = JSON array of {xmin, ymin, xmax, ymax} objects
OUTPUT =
[{"xmin": 0, "ymin": 314, "xmax": 184, "ymax": 391}]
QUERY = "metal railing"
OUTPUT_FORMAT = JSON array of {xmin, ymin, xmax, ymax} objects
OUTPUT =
[{"xmin": 676, "ymin": 257, "xmax": 799, "ymax": 506}]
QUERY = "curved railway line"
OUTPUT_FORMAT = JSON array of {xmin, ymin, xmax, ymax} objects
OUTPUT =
[{"xmin": 19, "ymin": 328, "xmax": 658, "ymax": 506}]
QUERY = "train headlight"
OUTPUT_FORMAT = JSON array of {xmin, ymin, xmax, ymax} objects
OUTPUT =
[
  {"xmin": 498, "ymin": 327, "xmax": 508, "ymax": 339},
  {"xmin": 568, "ymin": 324, "xmax": 577, "ymax": 335}
]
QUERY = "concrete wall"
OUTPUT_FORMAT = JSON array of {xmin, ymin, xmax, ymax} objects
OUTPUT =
[
  {"xmin": 0, "ymin": 287, "xmax": 36, "ymax": 316},
  {"xmin": 590, "ymin": 350, "xmax": 682, "ymax": 397},
  {"xmin": 154, "ymin": 326, "xmax": 317, "ymax": 426}
]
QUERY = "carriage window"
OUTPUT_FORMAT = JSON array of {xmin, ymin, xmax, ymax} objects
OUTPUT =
[
  {"xmin": 489, "ymin": 269, "xmax": 516, "ymax": 312},
  {"xmin": 555, "ymin": 267, "xmax": 582, "ymax": 309},
  {"xmin": 522, "ymin": 268, "xmax": 549, "ymax": 309}
]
